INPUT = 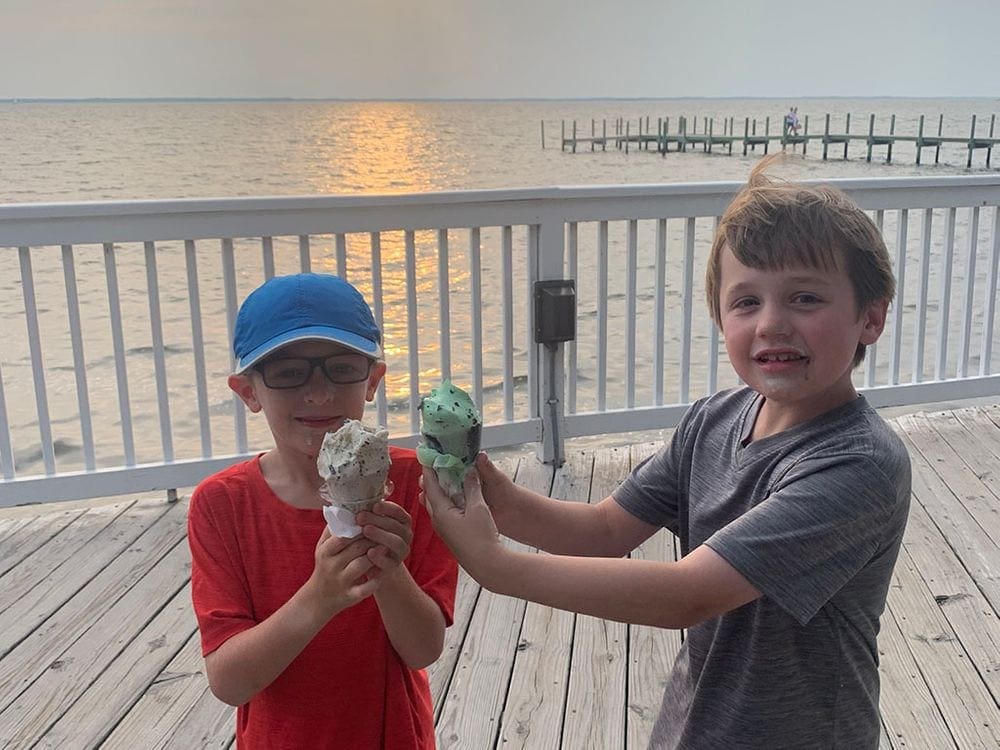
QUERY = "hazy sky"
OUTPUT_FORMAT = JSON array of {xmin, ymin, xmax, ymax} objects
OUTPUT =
[{"xmin": 3, "ymin": 0, "xmax": 998, "ymax": 99}]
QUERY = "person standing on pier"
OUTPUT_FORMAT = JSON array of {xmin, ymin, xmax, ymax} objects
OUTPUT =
[
  {"xmin": 422, "ymin": 158, "xmax": 911, "ymax": 749},
  {"xmin": 785, "ymin": 106, "xmax": 801, "ymax": 135},
  {"xmin": 188, "ymin": 273, "xmax": 457, "ymax": 749}
]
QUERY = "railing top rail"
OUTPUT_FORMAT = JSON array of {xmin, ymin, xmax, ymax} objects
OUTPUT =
[
  {"xmin": 3, "ymin": 175, "xmax": 999, "ymax": 247},
  {"xmin": 2, "ymin": 175, "xmax": 999, "ymax": 217}
]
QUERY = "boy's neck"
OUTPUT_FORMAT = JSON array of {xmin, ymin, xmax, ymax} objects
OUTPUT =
[
  {"xmin": 749, "ymin": 390, "xmax": 859, "ymax": 442},
  {"xmin": 259, "ymin": 448, "xmax": 326, "ymax": 510}
]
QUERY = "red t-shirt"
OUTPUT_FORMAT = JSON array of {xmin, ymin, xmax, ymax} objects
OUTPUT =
[{"xmin": 188, "ymin": 447, "xmax": 457, "ymax": 749}]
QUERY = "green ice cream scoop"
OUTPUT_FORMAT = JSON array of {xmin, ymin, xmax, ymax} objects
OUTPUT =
[{"xmin": 416, "ymin": 379, "xmax": 482, "ymax": 501}]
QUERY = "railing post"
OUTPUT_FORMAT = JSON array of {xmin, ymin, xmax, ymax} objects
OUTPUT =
[{"xmin": 533, "ymin": 203, "xmax": 567, "ymax": 466}]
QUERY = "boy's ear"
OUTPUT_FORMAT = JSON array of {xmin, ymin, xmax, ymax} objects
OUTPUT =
[
  {"xmin": 859, "ymin": 299, "xmax": 890, "ymax": 345},
  {"xmin": 228, "ymin": 373, "xmax": 263, "ymax": 413},
  {"xmin": 366, "ymin": 361, "xmax": 387, "ymax": 402}
]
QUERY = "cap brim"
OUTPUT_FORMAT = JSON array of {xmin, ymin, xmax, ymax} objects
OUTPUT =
[{"xmin": 235, "ymin": 325, "xmax": 382, "ymax": 372}]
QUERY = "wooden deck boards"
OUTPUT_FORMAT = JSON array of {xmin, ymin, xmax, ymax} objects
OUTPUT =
[{"xmin": 3, "ymin": 405, "xmax": 1000, "ymax": 748}]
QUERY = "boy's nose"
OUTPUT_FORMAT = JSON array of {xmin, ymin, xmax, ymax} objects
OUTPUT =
[
  {"xmin": 301, "ymin": 367, "xmax": 336, "ymax": 402},
  {"xmin": 756, "ymin": 303, "xmax": 791, "ymax": 337}
]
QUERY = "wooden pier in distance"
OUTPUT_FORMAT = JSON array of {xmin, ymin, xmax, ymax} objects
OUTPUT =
[{"xmin": 546, "ymin": 112, "xmax": 999, "ymax": 168}]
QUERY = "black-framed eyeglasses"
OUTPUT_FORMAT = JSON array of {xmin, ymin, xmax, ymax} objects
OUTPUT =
[{"xmin": 254, "ymin": 353, "xmax": 374, "ymax": 389}]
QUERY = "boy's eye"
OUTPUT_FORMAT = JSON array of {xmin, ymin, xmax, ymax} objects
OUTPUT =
[
  {"xmin": 732, "ymin": 297, "xmax": 758, "ymax": 309},
  {"xmin": 268, "ymin": 361, "xmax": 309, "ymax": 381},
  {"xmin": 793, "ymin": 293, "xmax": 821, "ymax": 304},
  {"xmin": 322, "ymin": 355, "xmax": 371, "ymax": 382}
]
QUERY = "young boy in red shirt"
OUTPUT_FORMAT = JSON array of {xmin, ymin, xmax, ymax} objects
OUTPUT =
[{"xmin": 188, "ymin": 273, "xmax": 457, "ymax": 749}]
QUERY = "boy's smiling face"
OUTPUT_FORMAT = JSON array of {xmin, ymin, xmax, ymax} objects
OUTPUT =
[
  {"xmin": 229, "ymin": 339, "xmax": 385, "ymax": 460},
  {"xmin": 718, "ymin": 245, "xmax": 887, "ymax": 433}
]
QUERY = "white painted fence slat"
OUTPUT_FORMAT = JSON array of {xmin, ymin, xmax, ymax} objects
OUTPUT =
[
  {"xmin": 103, "ymin": 243, "xmax": 136, "ymax": 466},
  {"xmin": 144, "ymin": 242, "xmax": 173, "ymax": 462},
  {"xmin": 680, "ymin": 218, "xmax": 695, "ymax": 403},
  {"xmin": 913, "ymin": 210, "xmax": 933, "ymax": 384},
  {"xmin": 437, "ymin": 228, "xmax": 451, "ymax": 381},
  {"xmin": 981, "ymin": 208, "xmax": 1000, "ymax": 376},
  {"xmin": 335, "ymin": 233, "xmax": 347, "ymax": 277},
  {"xmin": 654, "ymin": 218, "xmax": 667, "ymax": 406},
  {"xmin": 567, "ymin": 222, "xmax": 579, "ymax": 413},
  {"xmin": 61, "ymin": 245, "xmax": 96, "ymax": 471},
  {"xmin": 890, "ymin": 209, "xmax": 908, "ymax": 384},
  {"xmin": 959, "ymin": 207, "xmax": 980, "ymax": 378},
  {"xmin": 19, "ymin": 248, "xmax": 55, "ymax": 475},
  {"xmin": 184, "ymin": 240, "xmax": 212, "ymax": 457},
  {"xmin": 261, "ymin": 236, "xmax": 275, "ymax": 279},
  {"xmin": 936, "ymin": 207, "xmax": 957, "ymax": 380},
  {"xmin": 404, "ymin": 230, "xmax": 420, "ymax": 432},
  {"xmin": 626, "ymin": 219, "xmax": 638, "ymax": 409},
  {"xmin": 220, "ymin": 238, "xmax": 246, "ymax": 453},
  {"xmin": 298, "ymin": 234, "xmax": 310, "ymax": 272},
  {"xmin": 370, "ymin": 232, "xmax": 388, "ymax": 426},
  {"xmin": 597, "ymin": 221, "xmax": 609, "ymax": 411},
  {"xmin": 502, "ymin": 225, "xmax": 515, "ymax": 421},
  {"xmin": 470, "ymin": 227, "xmax": 484, "ymax": 407}
]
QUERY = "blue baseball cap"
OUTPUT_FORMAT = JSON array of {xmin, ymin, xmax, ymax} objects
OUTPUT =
[{"xmin": 233, "ymin": 274, "xmax": 382, "ymax": 372}]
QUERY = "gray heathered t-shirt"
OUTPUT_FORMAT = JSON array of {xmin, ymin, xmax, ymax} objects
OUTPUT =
[{"xmin": 614, "ymin": 387, "xmax": 911, "ymax": 750}]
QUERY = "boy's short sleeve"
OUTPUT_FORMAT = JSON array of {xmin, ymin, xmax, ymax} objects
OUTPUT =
[
  {"xmin": 188, "ymin": 474, "xmax": 258, "ymax": 656},
  {"xmin": 705, "ymin": 451, "xmax": 909, "ymax": 625}
]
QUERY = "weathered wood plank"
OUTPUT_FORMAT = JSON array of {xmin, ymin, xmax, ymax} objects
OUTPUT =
[
  {"xmin": 885, "ymin": 543, "xmax": 1000, "ymax": 746},
  {"xmin": 877, "ymin": 602, "xmax": 957, "ymax": 748},
  {"xmin": 14, "ymin": 575, "xmax": 195, "ymax": 748},
  {"xmin": 430, "ymin": 568, "xmax": 481, "ymax": 716},
  {"xmin": 0, "ymin": 497, "xmax": 177, "ymax": 658},
  {"xmin": 627, "ymin": 440, "xmax": 680, "ymax": 750},
  {"xmin": 900, "ymin": 483, "xmax": 1000, "ymax": 705},
  {"xmin": 434, "ymin": 456, "xmax": 550, "ymax": 749},
  {"xmin": 900, "ymin": 412, "xmax": 1000, "ymax": 547},
  {"xmin": 0, "ymin": 500, "xmax": 188, "ymax": 711},
  {"xmin": 497, "ymin": 448, "xmax": 591, "ymax": 749},
  {"xmin": 101, "ymin": 632, "xmax": 234, "ymax": 749},
  {"xmin": 561, "ymin": 446, "xmax": 631, "ymax": 749},
  {"xmin": 891, "ymin": 419, "xmax": 1000, "ymax": 612},
  {"xmin": 1, "ymin": 500, "xmax": 132, "ymax": 612},
  {"xmin": 0, "ymin": 506, "xmax": 85, "ymax": 576}
]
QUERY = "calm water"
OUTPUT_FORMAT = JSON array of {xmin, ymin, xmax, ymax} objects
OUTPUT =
[
  {"xmin": 2, "ymin": 97, "xmax": 998, "ymax": 474},
  {"xmin": 2, "ymin": 97, "xmax": 998, "ymax": 203}
]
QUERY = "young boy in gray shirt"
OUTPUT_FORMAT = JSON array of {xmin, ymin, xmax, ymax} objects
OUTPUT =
[{"xmin": 422, "ymin": 158, "xmax": 911, "ymax": 749}]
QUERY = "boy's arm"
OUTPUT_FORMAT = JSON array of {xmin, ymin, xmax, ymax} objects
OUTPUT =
[
  {"xmin": 423, "ymin": 468, "xmax": 761, "ymax": 629},
  {"xmin": 476, "ymin": 453, "xmax": 658, "ymax": 557},
  {"xmin": 359, "ymin": 500, "xmax": 449, "ymax": 669}
]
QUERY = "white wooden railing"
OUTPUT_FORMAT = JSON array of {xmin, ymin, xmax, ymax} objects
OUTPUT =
[{"xmin": 2, "ymin": 176, "xmax": 1000, "ymax": 506}]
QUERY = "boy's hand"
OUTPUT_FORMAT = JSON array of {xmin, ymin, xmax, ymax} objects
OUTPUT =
[
  {"xmin": 421, "ymin": 464, "xmax": 502, "ymax": 579},
  {"xmin": 474, "ymin": 452, "xmax": 516, "ymax": 524},
  {"xmin": 357, "ymin": 500, "xmax": 413, "ymax": 579},
  {"xmin": 307, "ymin": 529, "xmax": 379, "ymax": 614}
]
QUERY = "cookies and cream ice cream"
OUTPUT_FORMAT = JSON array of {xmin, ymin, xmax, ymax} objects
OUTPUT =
[
  {"xmin": 416, "ymin": 379, "xmax": 482, "ymax": 505},
  {"xmin": 318, "ymin": 419, "xmax": 391, "ymax": 537}
]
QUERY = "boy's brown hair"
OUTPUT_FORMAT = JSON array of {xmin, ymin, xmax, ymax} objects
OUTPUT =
[{"xmin": 705, "ymin": 155, "xmax": 895, "ymax": 366}]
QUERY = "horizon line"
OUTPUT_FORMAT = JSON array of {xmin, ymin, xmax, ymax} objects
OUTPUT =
[{"xmin": 2, "ymin": 95, "xmax": 999, "ymax": 105}]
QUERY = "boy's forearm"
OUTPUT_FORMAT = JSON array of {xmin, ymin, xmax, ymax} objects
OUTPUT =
[
  {"xmin": 477, "ymin": 547, "xmax": 705, "ymax": 629},
  {"xmin": 495, "ymin": 490, "xmax": 627, "ymax": 557},
  {"xmin": 374, "ymin": 567, "xmax": 446, "ymax": 669}
]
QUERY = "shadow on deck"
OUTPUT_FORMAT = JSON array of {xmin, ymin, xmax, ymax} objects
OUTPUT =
[{"xmin": 2, "ymin": 405, "xmax": 1000, "ymax": 748}]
